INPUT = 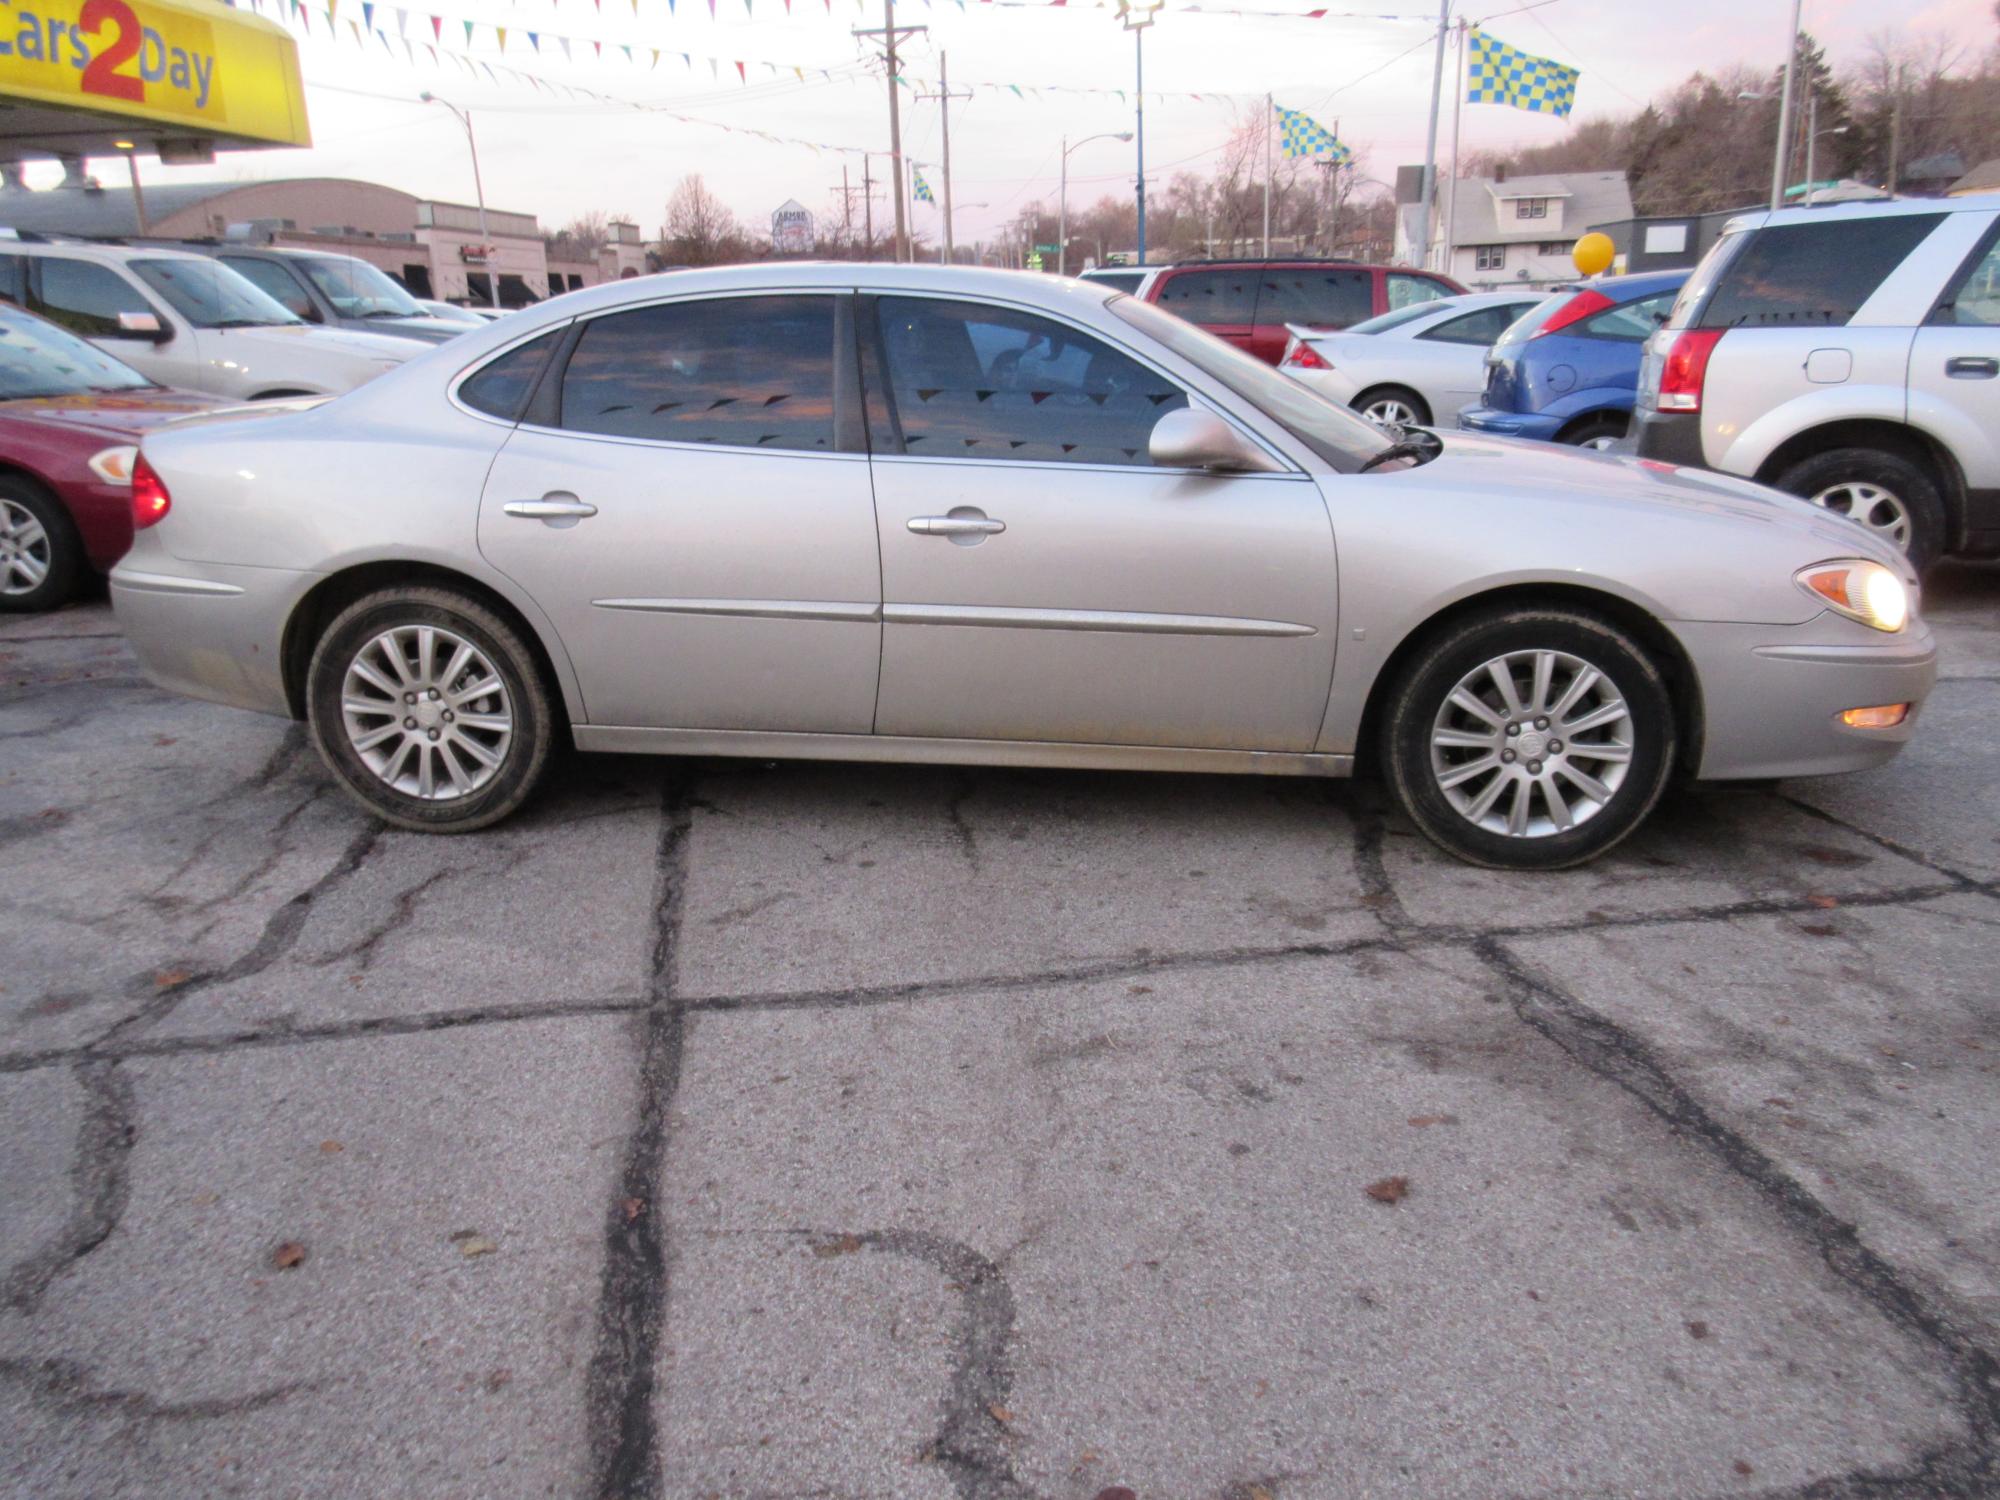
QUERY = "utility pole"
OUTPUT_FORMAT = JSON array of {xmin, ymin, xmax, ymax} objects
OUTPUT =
[
  {"xmin": 916, "ymin": 53, "xmax": 971, "ymax": 264},
  {"xmin": 1262, "ymin": 93, "xmax": 1273, "ymax": 257},
  {"xmin": 1135, "ymin": 28, "xmax": 1146, "ymax": 264},
  {"xmin": 855, "ymin": 0, "xmax": 926, "ymax": 263},
  {"xmin": 1443, "ymin": 18, "xmax": 1466, "ymax": 275},
  {"xmin": 1769, "ymin": 0, "xmax": 1804, "ymax": 210},
  {"xmin": 836, "ymin": 164, "xmax": 860, "ymax": 255},
  {"xmin": 1886, "ymin": 62, "xmax": 1904, "ymax": 194},
  {"xmin": 1417, "ymin": 0, "xmax": 1450, "ymax": 268},
  {"xmin": 863, "ymin": 155, "xmax": 876, "ymax": 261}
]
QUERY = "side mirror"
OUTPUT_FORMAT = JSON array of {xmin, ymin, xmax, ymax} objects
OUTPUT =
[
  {"xmin": 1148, "ymin": 407, "xmax": 1280, "ymax": 473},
  {"xmin": 115, "ymin": 310, "xmax": 170, "ymax": 343}
]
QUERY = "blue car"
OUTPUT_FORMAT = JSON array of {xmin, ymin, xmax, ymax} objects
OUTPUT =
[{"xmin": 1457, "ymin": 270, "xmax": 1689, "ymax": 448}]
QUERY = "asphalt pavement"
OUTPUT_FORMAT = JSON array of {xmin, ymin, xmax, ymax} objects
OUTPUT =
[{"xmin": 2, "ymin": 564, "xmax": 1997, "ymax": 1500}]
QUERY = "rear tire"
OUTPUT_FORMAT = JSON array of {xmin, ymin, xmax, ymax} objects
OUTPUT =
[
  {"xmin": 1558, "ymin": 412, "xmax": 1628, "ymax": 450},
  {"xmin": 306, "ymin": 586, "xmax": 554, "ymax": 832},
  {"xmin": 1772, "ymin": 447, "xmax": 1945, "ymax": 575},
  {"xmin": 1353, "ymin": 386, "xmax": 1432, "ymax": 429},
  {"xmin": 0, "ymin": 477, "xmax": 82, "ymax": 614},
  {"xmin": 1380, "ymin": 606, "xmax": 1678, "ymax": 870}
]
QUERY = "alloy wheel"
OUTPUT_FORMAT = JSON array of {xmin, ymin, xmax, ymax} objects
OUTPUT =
[
  {"xmin": 340, "ymin": 624, "xmax": 513, "ymax": 801},
  {"xmin": 1808, "ymin": 480, "xmax": 1912, "ymax": 551},
  {"xmin": 1362, "ymin": 397, "xmax": 1420, "ymax": 429},
  {"xmin": 1428, "ymin": 648, "xmax": 1634, "ymax": 838},
  {"xmin": 0, "ymin": 498, "xmax": 51, "ymax": 597}
]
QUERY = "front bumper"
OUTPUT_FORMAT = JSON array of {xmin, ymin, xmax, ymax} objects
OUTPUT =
[
  {"xmin": 1670, "ymin": 616, "xmax": 1938, "ymax": 781},
  {"xmin": 1457, "ymin": 405, "xmax": 1565, "ymax": 442},
  {"xmin": 110, "ymin": 537, "xmax": 316, "ymax": 719}
]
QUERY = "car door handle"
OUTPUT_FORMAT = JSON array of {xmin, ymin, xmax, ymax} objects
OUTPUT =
[
  {"xmin": 503, "ymin": 494, "xmax": 598, "ymax": 520},
  {"xmin": 1945, "ymin": 356, "xmax": 1999, "ymax": 379},
  {"xmin": 907, "ymin": 515, "xmax": 1006, "ymax": 537}
]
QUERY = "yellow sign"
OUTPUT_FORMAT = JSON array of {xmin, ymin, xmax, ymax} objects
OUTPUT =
[{"xmin": 0, "ymin": 0, "xmax": 308, "ymax": 147}]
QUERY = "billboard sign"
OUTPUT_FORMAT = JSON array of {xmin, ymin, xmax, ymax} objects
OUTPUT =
[{"xmin": 771, "ymin": 199, "xmax": 815, "ymax": 255}]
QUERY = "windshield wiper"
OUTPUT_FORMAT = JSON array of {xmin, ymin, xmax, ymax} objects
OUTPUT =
[
  {"xmin": 361, "ymin": 309, "xmax": 414, "ymax": 319},
  {"xmin": 1356, "ymin": 429, "xmax": 1443, "ymax": 474},
  {"xmin": 209, "ymin": 317, "xmax": 285, "ymax": 329}
]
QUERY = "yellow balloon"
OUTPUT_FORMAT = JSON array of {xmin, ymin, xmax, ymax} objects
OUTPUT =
[{"xmin": 1571, "ymin": 232, "xmax": 1616, "ymax": 277}]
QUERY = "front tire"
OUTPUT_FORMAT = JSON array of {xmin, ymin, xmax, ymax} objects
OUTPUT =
[
  {"xmin": 1772, "ymin": 447, "xmax": 1945, "ymax": 575},
  {"xmin": 306, "ymin": 587, "xmax": 554, "ymax": 832},
  {"xmin": 1380, "ymin": 607, "xmax": 1678, "ymax": 870},
  {"xmin": 0, "ymin": 477, "xmax": 82, "ymax": 613},
  {"xmin": 1354, "ymin": 386, "xmax": 1432, "ymax": 429}
]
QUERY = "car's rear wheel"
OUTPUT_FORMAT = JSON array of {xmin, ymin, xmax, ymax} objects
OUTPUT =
[
  {"xmin": 0, "ymin": 477, "xmax": 82, "ymax": 613},
  {"xmin": 306, "ymin": 586, "xmax": 554, "ymax": 831},
  {"xmin": 1558, "ymin": 413, "xmax": 1628, "ymax": 450},
  {"xmin": 1772, "ymin": 447, "xmax": 1945, "ymax": 575},
  {"xmin": 1381, "ymin": 606, "xmax": 1678, "ymax": 870},
  {"xmin": 1354, "ymin": 386, "xmax": 1432, "ymax": 429}
]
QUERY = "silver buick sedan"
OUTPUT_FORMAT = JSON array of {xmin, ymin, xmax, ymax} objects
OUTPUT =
[{"xmin": 109, "ymin": 265, "xmax": 1935, "ymax": 869}]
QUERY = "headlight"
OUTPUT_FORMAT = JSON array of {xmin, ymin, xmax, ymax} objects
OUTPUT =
[
  {"xmin": 87, "ymin": 445, "xmax": 139, "ymax": 485},
  {"xmin": 1796, "ymin": 559, "xmax": 1909, "ymax": 633}
]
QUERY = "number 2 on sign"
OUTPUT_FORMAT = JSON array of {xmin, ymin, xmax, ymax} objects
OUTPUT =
[{"xmin": 79, "ymin": 0, "xmax": 145, "ymax": 103}]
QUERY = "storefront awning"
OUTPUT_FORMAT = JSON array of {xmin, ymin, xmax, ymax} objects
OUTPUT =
[{"xmin": 0, "ymin": 0, "xmax": 308, "ymax": 161}]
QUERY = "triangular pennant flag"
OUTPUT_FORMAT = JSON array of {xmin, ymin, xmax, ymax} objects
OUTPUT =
[
  {"xmin": 463, "ymin": 17, "xmax": 473, "ymax": 43},
  {"xmin": 496, "ymin": 23, "xmax": 507, "ymax": 47},
  {"xmin": 326, "ymin": 0, "xmax": 337, "ymax": 23},
  {"xmin": 428, "ymin": 12, "xmax": 439, "ymax": 39},
  {"xmin": 525, "ymin": 29, "xmax": 538, "ymax": 49},
  {"xmin": 734, "ymin": 59, "xmax": 746, "ymax": 82},
  {"xmin": 360, "ymin": 1, "xmax": 372, "ymax": 27}
]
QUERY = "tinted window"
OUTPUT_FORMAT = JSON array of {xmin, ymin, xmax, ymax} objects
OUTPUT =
[
  {"xmin": 559, "ymin": 296, "xmax": 834, "ymax": 449},
  {"xmin": 298, "ymin": 256, "xmax": 424, "ymax": 318},
  {"xmin": 0, "ymin": 256, "xmax": 21, "ymax": 306},
  {"xmin": 1581, "ymin": 290, "xmax": 1676, "ymax": 341},
  {"xmin": 1258, "ymin": 269, "xmax": 1372, "ymax": 328},
  {"xmin": 1155, "ymin": 269, "xmax": 1259, "ymax": 326},
  {"xmin": 873, "ymin": 296, "xmax": 1187, "ymax": 466},
  {"xmin": 219, "ymin": 256, "xmax": 317, "ymax": 320},
  {"xmin": 0, "ymin": 302, "xmax": 152, "ymax": 397},
  {"xmin": 1938, "ymin": 236, "xmax": 2000, "ymax": 327},
  {"xmin": 33, "ymin": 259, "xmax": 154, "ymax": 337},
  {"xmin": 130, "ymin": 258, "xmax": 301, "ymax": 328},
  {"xmin": 1420, "ymin": 305, "xmax": 1521, "ymax": 346},
  {"xmin": 1698, "ymin": 215, "xmax": 1944, "ymax": 329},
  {"xmin": 1345, "ymin": 302, "xmax": 1443, "ymax": 336},
  {"xmin": 1387, "ymin": 273, "xmax": 1453, "ymax": 310},
  {"xmin": 461, "ymin": 330, "xmax": 563, "ymax": 421}
]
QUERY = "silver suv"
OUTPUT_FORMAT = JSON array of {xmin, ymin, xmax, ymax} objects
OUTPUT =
[{"xmin": 1635, "ymin": 193, "xmax": 2000, "ymax": 573}]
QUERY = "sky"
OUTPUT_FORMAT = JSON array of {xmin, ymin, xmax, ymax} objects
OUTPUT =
[{"xmin": 21, "ymin": 0, "xmax": 1995, "ymax": 250}]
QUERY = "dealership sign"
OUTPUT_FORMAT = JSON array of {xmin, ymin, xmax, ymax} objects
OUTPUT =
[
  {"xmin": 771, "ymin": 199, "xmax": 815, "ymax": 254},
  {"xmin": 0, "ymin": 0, "xmax": 309, "ymax": 146}
]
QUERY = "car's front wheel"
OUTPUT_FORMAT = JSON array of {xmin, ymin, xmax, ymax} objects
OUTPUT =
[
  {"xmin": 1381, "ymin": 606, "xmax": 1678, "ymax": 869},
  {"xmin": 306, "ymin": 586, "xmax": 554, "ymax": 831}
]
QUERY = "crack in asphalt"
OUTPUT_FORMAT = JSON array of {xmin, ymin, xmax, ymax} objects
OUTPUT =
[
  {"xmin": 2, "ymin": 1062, "xmax": 134, "ymax": 1313},
  {"xmin": 584, "ymin": 778, "xmax": 692, "ymax": 1500},
  {"xmin": 0, "ymin": 1355, "xmax": 315, "ymax": 1423}
]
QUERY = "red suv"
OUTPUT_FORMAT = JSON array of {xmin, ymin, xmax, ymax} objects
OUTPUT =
[{"xmin": 1138, "ymin": 259, "xmax": 1465, "ymax": 364}]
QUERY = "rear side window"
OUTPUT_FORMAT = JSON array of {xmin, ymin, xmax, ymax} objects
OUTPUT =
[
  {"xmin": 1698, "ymin": 215, "xmax": 1944, "ymax": 329},
  {"xmin": 1387, "ymin": 273, "xmax": 1453, "ymax": 310},
  {"xmin": 33, "ymin": 259, "xmax": 153, "ymax": 337},
  {"xmin": 558, "ymin": 295, "xmax": 835, "ymax": 450},
  {"xmin": 0, "ymin": 256, "xmax": 21, "ymax": 307},
  {"xmin": 1155, "ymin": 270, "xmax": 1258, "ymax": 326},
  {"xmin": 460, "ymin": 330, "xmax": 562, "ymax": 421},
  {"xmin": 1258, "ymin": 269, "xmax": 1372, "ymax": 328},
  {"xmin": 1937, "ymin": 235, "xmax": 2000, "ymax": 326},
  {"xmin": 1580, "ymin": 290, "xmax": 1677, "ymax": 341},
  {"xmin": 1420, "ymin": 305, "xmax": 1521, "ymax": 346}
]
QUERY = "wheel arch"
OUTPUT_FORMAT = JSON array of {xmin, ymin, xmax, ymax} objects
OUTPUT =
[
  {"xmin": 1552, "ymin": 408, "xmax": 1631, "ymax": 444},
  {"xmin": 1751, "ymin": 418, "xmax": 1967, "ymax": 546},
  {"xmin": 1351, "ymin": 582, "xmax": 1705, "ymax": 781},
  {"xmin": 280, "ymin": 560, "xmax": 577, "ymax": 727},
  {"xmin": 1350, "ymin": 382, "xmax": 1432, "ymax": 425}
]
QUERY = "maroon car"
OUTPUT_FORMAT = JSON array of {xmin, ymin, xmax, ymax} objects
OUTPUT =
[
  {"xmin": 0, "ymin": 302, "xmax": 228, "ymax": 611},
  {"xmin": 1139, "ymin": 258, "xmax": 1466, "ymax": 365}
]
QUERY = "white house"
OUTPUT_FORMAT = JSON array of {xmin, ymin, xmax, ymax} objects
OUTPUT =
[{"xmin": 1395, "ymin": 171, "xmax": 1633, "ymax": 290}]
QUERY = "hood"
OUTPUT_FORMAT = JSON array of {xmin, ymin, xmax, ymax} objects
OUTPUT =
[
  {"xmin": 211, "ymin": 323, "xmax": 420, "ymax": 361},
  {"xmin": 0, "ymin": 386, "xmax": 235, "ymax": 441},
  {"xmin": 344, "ymin": 315, "xmax": 469, "ymax": 345},
  {"xmin": 1407, "ymin": 431, "xmax": 1909, "ymax": 570}
]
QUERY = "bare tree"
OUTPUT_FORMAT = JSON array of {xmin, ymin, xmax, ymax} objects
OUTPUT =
[{"xmin": 661, "ymin": 175, "xmax": 746, "ymax": 266}]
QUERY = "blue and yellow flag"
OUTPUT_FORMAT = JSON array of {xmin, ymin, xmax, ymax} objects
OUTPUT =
[
  {"xmin": 912, "ymin": 166, "xmax": 936, "ymax": 205},
  {"xmin": 1466, "ymin": 27, "xmax": 1579, "ymax": 118},
  {"xmin": 1275, "ymin": 104, "xmax": 1353, "ymax": 163}
]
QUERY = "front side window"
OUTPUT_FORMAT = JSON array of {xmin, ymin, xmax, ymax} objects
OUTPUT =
[
  {"xmin": 1697, "ymin": 214, "xmax": 1944, "ymax": 329},
  {"xmin": 1474, "ymin": 245, "xmax": 1505, "ymax": 272},
  {"xmin": 297, "ymin": 256, "xmax": 424, "ymax": 319},
  {"xmin": 1258, "ymin": 269, "xmax": 1372, "ymax": 328},
  {"xmin": 129, "ymin": 258, "xmax": 302, "ymax": 328},
  {"xmin": 873, "ymin": 296, "xmax": 1187, "ymax": 466},
  {"xmin": 559, "ymin": 295, "xmax": 835, "ymax": 450},
  {"xmin": 219, "ymin": 256, "xmax": 318, "ymax": 320},
  {"xmin": 1387, "ymin": 273, "xmax": 1453, "ymax": 309},
  {"xmin": 1154, "ymin": 269, "xmax": 1259, "ymax": 327},
  {"xmin": 32, "ymin": 259, "xmax": 155, "ymax": 337},
  {"xmin": 0, "ymin": 302, "xmax": 153, "ymax": 397},
  {"xmin": 1937, "ymin": 236, "xmax": 2000, "ymax": 327},
  {"xmin": 1581, "ymin": 290, "xmax": 1677, "ymax": 341},
  {"xmin": 1420, "ymin": 304, "xmax": 1521, "ymax": 346}
]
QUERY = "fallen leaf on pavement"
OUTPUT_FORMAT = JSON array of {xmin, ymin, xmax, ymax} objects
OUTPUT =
[
  {"xmin": 1364, "ymin": 1175, "xmax": 1410, "ymax": 1205},
  {"xmin": 319, "ymin": 1140, "xmax": 343, "ymax": 1154},
  {"xmin": 623, "ymin": 1197, "xmax": 645, "ymax": 1222},
  {"xmin": 1806, "ymin": 894, "xmax": 1839, "ymax": 909},
  {"xmin": 271, "ymin": 1242, "xmax": 306, "ymax": 1270},
  {"xmin": 153, "ymin": 969, "xmax": 192, "ymax": 989},
  {"xmin": 1687, "ymin": 1319, "xmax": 1710, "ymax": 1340},
  {"xmin": 812, "ymin": 1233, "xmax": 863, "ymax": 1259},
  {"xmin": 988, "ymin": 1403, "xmax": 1013, "ymax": 1425},
  {"xmin": 1733, "ymin": 1460, "xmax": 1754, "ymax": 1476},
  {"xmin": 449, "ymin": 1230, "xmax": 498, "ymax": 1257},
  {"xmin": 1406, "ymin": 1114, "xmax": 1457, "ymax": 1128}
]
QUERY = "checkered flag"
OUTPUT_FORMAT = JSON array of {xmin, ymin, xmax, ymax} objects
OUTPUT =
[
  {"xmin": 1275, "ymin": 104, "xmax": 1354, "ymax": 164},
  {"xmin": 1465, "ymin": 27, "xmax": 1579, "ymax": 118}
]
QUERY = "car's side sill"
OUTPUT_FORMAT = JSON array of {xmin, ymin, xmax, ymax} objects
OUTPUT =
[{"xmin": 572, "ymin": 725, "xmax": 1354, "ymax": 779}]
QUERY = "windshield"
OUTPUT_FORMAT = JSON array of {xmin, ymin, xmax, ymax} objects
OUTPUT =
[
  {"xmin": 1345, "ymin": 302, "xmax": 1446, "ymax": 337},
  {"xmin": 1108, "ymin": 294, "xmax": 1394, "ymax": 473},
  {"xmin": 299, "ymin": 256, "xmax": 424, "ymax": 319},
  {"xmin": 0, "ymin": 304, "xmax": 153, "ymax": 398},
  {"xmin": 130, "ymin": 259, "xmax": 302, "ymax": 329}
]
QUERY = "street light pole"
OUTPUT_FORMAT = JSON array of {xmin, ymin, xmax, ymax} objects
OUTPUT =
[
  {"xmin": 1059, "ymin": 131, "xmax": 1134, "ymax": 277},
  {"xmin": 1115, "ymin": 0, "xmax": 1161, "ymax": 265},
  {"xmin": 1769, "ymin": 0, "xmax": 1804, "ymax": 211},
  {"xmin": 421, "ymin": 92, "xmax": 498, "ymax": 309}
]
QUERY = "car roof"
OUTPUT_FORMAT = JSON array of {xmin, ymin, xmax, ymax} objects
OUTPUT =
[
  {"xmin": 1719, "ymin": 191, "xmax": 2000, "ymax": 236},
  {"xmin": 1585, "ymin": 268, "xmax": 1690, "ymax": 298},
  {"xmin": 7, "ymin": 240, "xmax": 211, "ymax": 266}
]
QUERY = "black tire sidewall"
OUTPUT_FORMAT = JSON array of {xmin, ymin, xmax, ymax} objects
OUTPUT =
[
  {"xmin": 307, "ymin": 591, "xmax": 551, "ymax": 832},
  {"xmin": 1383, "ymin": 610, "xmax": 1678, "ymax": 870},
  {"xmin": 1559, "ymin": 413, "xmax": 1628, "ymax": 447},
  {"xmin": 1775, "ymin": 447, "xmax": 1946, "ymax": 575},
  {"xmin": 0, "ymin": 477, "xmax": 82, "ymax": 613}
]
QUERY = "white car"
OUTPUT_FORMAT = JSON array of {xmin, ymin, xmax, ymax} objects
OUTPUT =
[
  {"xmin": 1278, "ymin": 290, "xmax": 1552, "ymax": 428},
  {"xmin": 0, "ymin": 243, "xmax": 417, "ymax": 400}
]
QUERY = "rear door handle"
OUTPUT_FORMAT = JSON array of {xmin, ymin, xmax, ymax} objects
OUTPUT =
[
  {"xmin": 1945, "ymin": 356, "xmax": 1999, "ymax": 379},
  {"xmin": 908, "ymin": 515, "xmax": 1006, "ymax": 536},
  {"xmin": 504, "ymin": 493, "xmax": 598, "ymax": 521}
]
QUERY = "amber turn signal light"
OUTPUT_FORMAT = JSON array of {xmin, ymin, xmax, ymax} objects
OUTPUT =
[{"xmin": 1839, "ymin": 704, "xmax": 1910, "ymax": 729}]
